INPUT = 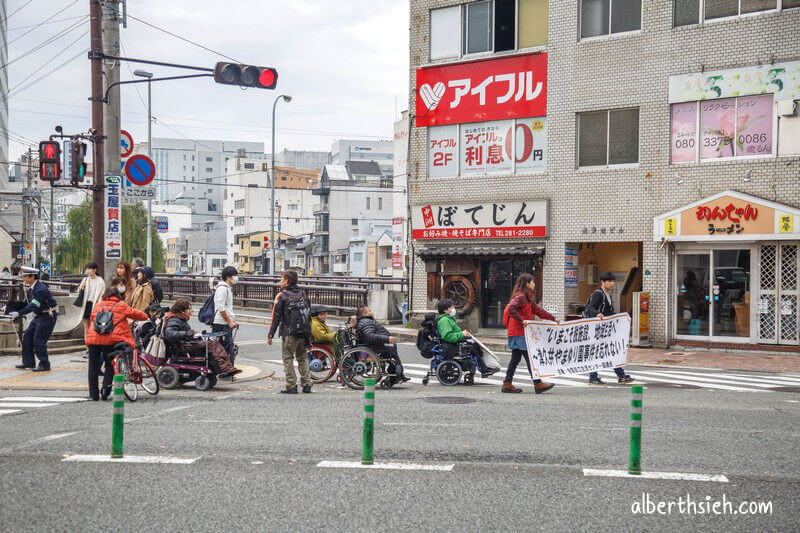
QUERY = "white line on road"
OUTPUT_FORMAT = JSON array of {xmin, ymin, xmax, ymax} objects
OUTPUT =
[
  {"xmin": 583, "ymin": 468, "xmax": 729, "ymax": 482},
  {"xmin": 316, "ymin": 460, "xmax": 454, "ymax": 471},
  {"xmin": 0, "ymin": 397, "xmax": 87, "ymax": 402},
  {"xmin": 0, "ymin": 409, "xmax": 21, "ymax": 415},
  {"xmin": 62, "ymin": 454, "xmax": 200, "ymax": 464},
  {"xmin": 0, "ymin": 402, "xmax": 58, "ymax": 408}
]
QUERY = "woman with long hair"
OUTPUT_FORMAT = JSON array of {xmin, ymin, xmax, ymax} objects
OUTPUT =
[
  {"xmin": 116, "ymin": 261, "xmax": 135, "ymax": 302},
  {"xmin": 78, "ymin": 262, "xmax": 105, "ymax": 349},
  {"xmin": 502, "ymin": 272, "xmax": 555, "ymax": 394}
]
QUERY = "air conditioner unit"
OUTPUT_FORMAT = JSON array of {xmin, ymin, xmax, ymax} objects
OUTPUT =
[
  {"xmin": 777, "ymin": 99, "xmax": 797, "ymax": 117},
  {"xmin": 583, "ymin": 264, "xmax": 598, "ymax": 285}
]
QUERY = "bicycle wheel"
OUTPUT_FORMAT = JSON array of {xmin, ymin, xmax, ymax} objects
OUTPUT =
[
  {"xmin": 307, "ymin": 346, "xmax": 336, "ymax": 384},
  {"xmin": 339, "ymin": 347, "xmax": 382, "ymax": 390},
  {"xmin": 137, "ymin": 357, "xmax": 160, "ymax": 396},
  {"xmin": 115, "ymin": 356, "xmax": 138, "ymax": 402}
]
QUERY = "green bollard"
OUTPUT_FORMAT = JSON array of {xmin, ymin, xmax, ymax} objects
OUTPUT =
[
  {"xmin": 111, "ymin": 374, "xmax": 124, "ymax": 458},
  {"xmin": 362, "ymin": 378, "xmax": 375, "ymax": 465},
  {"xmin": 629, "ymin": 384, "xmax": 643, "ymax": 475}
]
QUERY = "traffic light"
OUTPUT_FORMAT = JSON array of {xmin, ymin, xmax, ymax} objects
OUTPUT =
[
  {"xmin": 70, "ymin": 141, "xmax": 88, "ymax": 183},
  {"xmin": 213, "ymin": 62, "xmax": 278, "ymax": 90},
  {"xmin": 38, "ymin": 141, "xmax": 61, "ymax": 182}
]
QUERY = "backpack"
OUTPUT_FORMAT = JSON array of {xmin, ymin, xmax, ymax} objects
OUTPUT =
[
  {"xmin": 416, "ymin": 313, "xmax": 440, "ymax": 359},
  {"xmin": 94, "ymin": 301, "xmax": 120, "ymax": 335},
  {"xmin": 198, "ymin": 293, "xmax": 216, "ymax": 325},
  {"xmin": 583, "ymin": 290, "xmax": 612, "ymax": 318},
  {"xmin": 151, "ymin": 278, "xmax": 164, "ymax": 303},
  {"xmin": 284, "ymin": 290, "xmax": 311, "ymax": 339}
]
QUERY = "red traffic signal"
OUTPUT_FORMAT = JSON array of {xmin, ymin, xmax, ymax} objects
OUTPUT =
[
  {"xmin": 214, "ymin": 62, "xmax": 278, "ymax": 90},
  {"xmin": 38, "ymin": 141, "xmax": 61, "ymax": 182}
]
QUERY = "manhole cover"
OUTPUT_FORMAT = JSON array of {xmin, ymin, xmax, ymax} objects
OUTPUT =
[
  {"xmin": 643, "ymin": 383, "xmax": 701, "ymax": 390},
  {"xmin": 771, "ymin": 386, "xmax": 800, "ymax": 394},
  {"xmin": 423, "ymin": 396, "xmax": 478, "ymax": 404},
  {"xmin": 667, "ymin": 352, "xmax": 688, "ymax": 356}
]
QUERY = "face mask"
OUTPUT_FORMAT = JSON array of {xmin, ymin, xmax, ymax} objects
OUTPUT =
[
  {"xmin": 232, "ymin": 276, "xmax": 239, "ymax": 284},
  {"xmin": 117, "ymin": 285, "xmax": 126, "ymax": 294},
  {"xmin": 448, "ymin": 308, "xmax": 457, "ymax": 317}
]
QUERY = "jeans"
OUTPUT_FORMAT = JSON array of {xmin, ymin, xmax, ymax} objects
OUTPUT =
[
  {"xmin": 505, "ymin": 348, "xmax": 542, "ymax": 384},
  {"xmin": 589, "ymin": 367, "xmax": 627, "ymax": 381},
  {"xmin": 211, "ymin": 323, "xmax": 234, "ymax": 363},
  {"xmin": 87, "ymin": 344, "xmax": 115, "ymax": 399}
]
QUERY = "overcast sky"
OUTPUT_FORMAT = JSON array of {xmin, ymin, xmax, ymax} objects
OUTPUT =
[{"xmin": 4, "ymin": 0, "xmax": 410, "ymax": 161}]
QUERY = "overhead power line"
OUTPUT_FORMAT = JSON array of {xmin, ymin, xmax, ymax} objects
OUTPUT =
[
  {"xmin": 0, "ymin": 0, "xmax": 34, "ymax": 26},
  {"xmin": 6, "ymin": 0, "xmax": 79, "ymax": 48},
  {"xmin": 5, "ymin": 28, "xmax": 89, "ymax": 98},
  {"xmin": 127, "ymin": 13, "xmax": 242, "ymax": 63},
  {"xmin": 7, "ymin": 14, "xmax": 85, "ymax": 32},
  {"xmin": 0, "ymin": 15, "xmax": 87, "ymax": 70},
  {"xmin": 3, "ymin": 47, "xmax": 87, "ymax": 102}
]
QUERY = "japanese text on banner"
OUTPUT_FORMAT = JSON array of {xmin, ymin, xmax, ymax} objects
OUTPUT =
[{"xmin": 523, "ymin": 314, "xmax": 630, "ymax": 379}]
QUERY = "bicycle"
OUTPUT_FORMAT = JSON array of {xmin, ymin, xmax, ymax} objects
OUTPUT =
[{"xmin": 110, "ymin": 325, "xmax": 160, "ymax": 402}]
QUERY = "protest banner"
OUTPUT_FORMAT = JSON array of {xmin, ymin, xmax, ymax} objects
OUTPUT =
[{"xmin": 523, "ymin": 314, "xmax": 631, "ymax": 379}]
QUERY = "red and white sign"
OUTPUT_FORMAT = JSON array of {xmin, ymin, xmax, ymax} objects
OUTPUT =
[
  {"xmin": 416, "ymin": 53, "xmax": 547, "ymax": 127},
  {"xmin": 391, "ymin": 217, "xmax": 403, "ymax": 269},
  {"xmin": 120, "ymin": 129, "xmax": 134, "ymax": 158},
  {"xmin": 412, "ymin": 201, "xmax": 548, "ymax": 240}
]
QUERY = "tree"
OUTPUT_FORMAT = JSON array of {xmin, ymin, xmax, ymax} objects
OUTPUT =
[{"xmin": 55, "ymin": 200, "xmax": 166, "ymax": 273}]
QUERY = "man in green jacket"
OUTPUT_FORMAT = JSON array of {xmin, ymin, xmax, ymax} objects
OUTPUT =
[
  {"xmin": 436, "ymin": 299, "xmax": 497, "ymax": 378},
  {"xmin": 311, "ymin": 306, "xmax": 336, "ymax": 344}
]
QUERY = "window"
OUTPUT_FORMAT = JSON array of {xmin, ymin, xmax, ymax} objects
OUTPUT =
[
  {"xmin": 234, "ymin": 216, "xmax": 245, "ymax": 226},
  {"xmin": 244, "ymin": 162, "xmax": 255, "ymax": 170},
  {"xmin": 206, "ymin": 167, "xmax": 213, "ymax": 172},
  {"xmin": 206, "ymin": 157, "xmax": 213, "ymax": 162},
  {"xmin": 351, "ymin": 218, "xmax": 358, "ymax": 225},
  {"xmin": 251, "ymin": 240, "xmax": 261, "ymax": 247},
  {"xmin": 378, "ymin": 197, "xmax": 383, "ymax": 210},
  {"xmin": 354, "ymin": 252, "xmax": 363, "ymax": 262},
  {"xmin": 385, "ymin": 249, "xmax": 392, "ymax": 260},
  {"xmin": 675, "ymin": 0, "xmax": 791, "ymax": 25},
  {"xmin": 671, "ymin": 94, "xmax": 773, "ymax": 162},
  {"xmin": 191, "ymin": 155, "xmax": 195, "ymax": 161},
  {"xmin": 465, "ymin": 1, "xmax": 493, "ymax": 54},
  {"xmin": 288, "ymin": 203, "xmax": 298, "ymax": 210},
  {"xmin": 366, "ymin": 197, "xmax": 371, "ymax": 210},
  {"xmin": 183, "ymin": 155, "xmax": 186, "ymax": 161},
  {"xmin": 430, "ymin": 1, "xmax": 548, "ymax": 60},
  {"xmin": 578, "ymin": 108, "xmax": 639, "ymax": 167},
  {"xmin": 580, "ymin": 0, "xmax": 641, "ymax": 38},
  {"xmin": 281, "ymin": 176, "xmax": 287, "ymax": 181}
]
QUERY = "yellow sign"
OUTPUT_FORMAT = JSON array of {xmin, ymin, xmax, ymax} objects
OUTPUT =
[
  {"xmin": 664, "ymin": 217, "xmax": 677, "ymax": 236},
  {"xmin": 779, "ymin": 214, "xmax": 793, "ymax": 233}
]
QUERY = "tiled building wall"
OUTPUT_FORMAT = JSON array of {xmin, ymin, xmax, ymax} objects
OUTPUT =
[{"xmin": 407, "ymin": 1, "xmax": 800, "ymax": 345}]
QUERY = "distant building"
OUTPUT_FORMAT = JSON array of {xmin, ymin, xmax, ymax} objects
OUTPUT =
[
  {"xmin": 331, "ymin": 139, "xmax": 394, "ymax": 178},
  {"xmin": 274, "ymin": 149, "xmax": 331, "ymax": 171},
  {"xmin": 349, "ymin": 230, "xmax": 394, "ymax": 277},
  {"xmin": 234, "ymin": 230, "xmax": 293, "ymax": 274}
]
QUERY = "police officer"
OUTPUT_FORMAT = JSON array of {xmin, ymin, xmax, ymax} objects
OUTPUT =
[{"xmin": 8, "ymin": 266, "xmax": 58, "ymax": 372}]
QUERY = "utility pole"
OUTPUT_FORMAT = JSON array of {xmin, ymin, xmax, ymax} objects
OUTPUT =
[
  {"xmin": 89, "ymin": 0, "xmax": 105, "ymax": 277},
  {"xmin": 49, "ymin": 186, "xmax": 54, "ymax": 270},
  {"xmin": 21, "ymin": 148, "xmax": 31, "ymax": 266},
  {"xmin": 102, "ymin": 0, "xmax": 121, "ymax": 279}
]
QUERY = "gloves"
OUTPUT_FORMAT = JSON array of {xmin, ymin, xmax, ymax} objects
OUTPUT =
[{"xmin": 8, "ymin": 311, "xmax": 19, "ymax": 319}]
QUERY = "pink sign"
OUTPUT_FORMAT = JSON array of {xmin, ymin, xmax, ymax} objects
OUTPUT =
[
  {"xmin": 735, "ymin": 94, "xmax": 772, "ymax": 157},
  {"xmin": 700, "ymin": 98, "xmax": 737, "ymax": 159},
  {"xmin": 670, "ymin": 102, "xmax": 697, "ymax": 163}
]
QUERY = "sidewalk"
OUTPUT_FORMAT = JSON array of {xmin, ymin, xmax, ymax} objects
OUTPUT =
[{"xmin": 0, "ymin": 352, "xmax": 267, "ymax": 391}]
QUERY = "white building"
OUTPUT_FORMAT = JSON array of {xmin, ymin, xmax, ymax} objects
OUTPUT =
[
  {"xmin": 224, "ymin": 157, "xmax": 317, "ymax": 267},
  {"xmin": 331, "ymin": 139, "xmax": 394, "ymax": 178},
  {"xmin": 151, "ymin": 203, "xmax": 193, "ymax": 241}
]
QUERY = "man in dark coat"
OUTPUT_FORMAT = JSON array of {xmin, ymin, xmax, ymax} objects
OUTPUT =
[
  {"xmin": 9, "ymin": 266, "xmax": 58, "ymax": 372},
  {"xmin": 268, "ymin": 270, "xmax": 313, "ymax": 394},
  {"xmin": 584, "ymin": 271, "xmax": 635, "ymax": 385},
  {"xmin": 356, "ymin": 305, "xmax": 409, "ymax": 386}
]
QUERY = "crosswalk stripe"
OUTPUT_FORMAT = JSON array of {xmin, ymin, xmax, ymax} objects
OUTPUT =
[
  {"xmin": 726, "ymin": 374, "xmax": 800, "ymax": 386},
  {"xmin": 404, "ymin": 362, "xmax": 588, "ymax": 387},
  {"xmin": 599, "ymin": 370, "xmax": 758, "ymax": 392},
  {"xmin": 0, "ymin": 402, "xmax": 58, "ymax": 408},
  {"xmin": 607, "ymin": 370, "xmax": 773, "ymax": 391},
  {"xmin": 0, "ymin": 397, "xmax": 87, "ymax": 403},
  {"xmin": 402, "ymin": 366, "xmax": 587, "ymax": 387},
  {"xmin": 640, "ymin": 370, "xmax": 784, "ymax": 388},
  {"xmin": 0, "ymin": 409, "xmax": 22, "ymax": 415}
]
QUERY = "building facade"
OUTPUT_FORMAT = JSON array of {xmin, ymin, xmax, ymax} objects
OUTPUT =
[
  {"xmin": 331, "ymin": 139, "xmax": 395, "ymax": 178},
  {"xmin": 408, "ymin": 0, "xmax": 800, "ymax": 350}
]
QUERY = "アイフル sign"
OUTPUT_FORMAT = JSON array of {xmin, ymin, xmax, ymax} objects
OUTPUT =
[
  {"xmin": 411, "ymin": 200, "xmax": 548, "ymax": 240},
  {"xmin": 416, "ymin": 52, "xmax": 547, "ymax": 127}
]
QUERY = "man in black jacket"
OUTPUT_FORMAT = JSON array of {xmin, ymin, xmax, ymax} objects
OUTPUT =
[
  {"xmin": 584, "ymin": 272, "xmax": 634, "ymax": 385},
  {"xmin": 268, "ymin": 271, "xmax": 312, "ymax": 394},
  {"xmin": 356, "ymin": 305, "xmax": 409, "ymax": 386}
]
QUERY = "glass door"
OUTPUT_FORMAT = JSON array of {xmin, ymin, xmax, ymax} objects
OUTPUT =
[
  {"xmin": 711, "ymin": 249, "xmax": 751, "ymax": 340},
  {"xmin": 675, "ymin": 252, "xmax": 711, "ymax": 338}
]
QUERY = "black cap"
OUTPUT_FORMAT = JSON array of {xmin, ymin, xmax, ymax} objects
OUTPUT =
[{"xmin": 310, "ymin": 305, "xmax": 328, "ymax": 317}]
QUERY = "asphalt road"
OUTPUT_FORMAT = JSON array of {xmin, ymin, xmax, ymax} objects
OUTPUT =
[{"xmin": 1, "ymin": 320, "xmax": 798, "ymax": 531}]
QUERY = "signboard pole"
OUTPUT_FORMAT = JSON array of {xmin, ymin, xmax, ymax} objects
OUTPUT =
[{"xmin": 146, "ymin": 79, "xmax": 153, "ymax": 266}]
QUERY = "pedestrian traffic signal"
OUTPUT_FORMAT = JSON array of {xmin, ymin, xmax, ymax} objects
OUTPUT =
[
  {"xmin": 213, "ymin": 62, "xmax": 278, "ymax": 90},
  {"xmin": 70, "ymin": 141, "xmax": 88, "ymax": 183},
  {"xmin": 38, "ymin": 141, "xmax": 61, "ymax": 182}
]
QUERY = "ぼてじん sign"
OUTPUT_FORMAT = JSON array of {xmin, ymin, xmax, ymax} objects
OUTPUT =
[
  {"xmin": 416, "ymin": 52, "xmax": 547, "ymax": 127},
  {"xmin": 411, "ymin": 201, "xmax": 547, "ymax": 240},
  {"xmin": 104, "ymin": 175, "xmax": 122, "ymax": 259},
  {"xmin": 524, "ymin": 314, "xmax": 631, "ymax": 379}
]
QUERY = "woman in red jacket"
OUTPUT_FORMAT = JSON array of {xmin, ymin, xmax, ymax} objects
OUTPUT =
[
  {"xmin": 502, "ymin": 272, "xmax": 555, "ymax": 394},
  {"xmin": 85, "ymin": 278, "xmax": 148, "ymax": 401}
]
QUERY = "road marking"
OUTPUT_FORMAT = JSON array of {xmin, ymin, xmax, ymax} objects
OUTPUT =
[
  {"xmin": 0, "ymin": 409, "xmax": 21, "ymax": 415},
  {"xmin": 0, "ymin": 396, "xmax": 87, "ymax": 402},
  {"xmin": 62, "ymin": 454, "xmax": 199, "ymax": 464},
  {"xmin": 598, "ymin": 371, "xmax": 757, "ymax": 392},
  {"xmin": 0, "ymin": 402, "xmax": 58, "ymax": 408},
  {"xmin": 583, "ymin": 468, "xmax": 729, "ymax": 482},
  {"xmin": 726, "ymin": 374, "xmax": 800, "ymax": 386},
  {"xmin": 316, "ymin": 460, "xmax": 454, "ymax": 471},
  {"xmin": 42, "ymin": 432, "xmax": 77, "ymax": 441},
  {"xmin": 642, "ymin": 370, "xmax": 784, "ymax": 388},
  {"xmin": 601, "ymin": 370, "xmax": 767, "ymax": 391}
]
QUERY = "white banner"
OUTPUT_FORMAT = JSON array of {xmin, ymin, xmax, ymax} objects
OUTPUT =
[{"xmin": 523, "ymin": 314, "xmax": 630, "ymax": 379}]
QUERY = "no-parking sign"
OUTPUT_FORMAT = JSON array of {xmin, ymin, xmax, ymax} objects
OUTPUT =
[{"xmin": 122, "ymin": 154, "xmax": 156, "ymax": 204}]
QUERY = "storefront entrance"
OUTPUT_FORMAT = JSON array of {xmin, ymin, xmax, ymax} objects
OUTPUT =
[{"xmin": 480, "ymin": 258, "xmax": 540, "ymax": 328}]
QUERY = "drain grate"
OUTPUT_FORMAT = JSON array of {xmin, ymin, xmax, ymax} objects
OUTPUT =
[
  {"xmin": 642, "ymin": 383, "xmax": 701, "ymax": 390},
  {"xmin": 423, "ymin": 396, "xmax": 478, "ymax": 404},
  {"xmin": 656, "ymin": 359, "xmax": 682, "ymax": 365},
  {"xmin": 771, "ymin": 386, "xmax": 800, "ymax": 394}
]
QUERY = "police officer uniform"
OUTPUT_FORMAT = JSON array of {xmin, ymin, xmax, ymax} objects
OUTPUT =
[{"xmin": 11, "ymin": 267, "xmax": 58, "ymax": 371}]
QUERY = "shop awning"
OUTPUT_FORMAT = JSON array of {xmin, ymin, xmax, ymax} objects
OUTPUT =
[{"xmin": 415, "ymin": 244, "xmax": 544, "ymax": 257}]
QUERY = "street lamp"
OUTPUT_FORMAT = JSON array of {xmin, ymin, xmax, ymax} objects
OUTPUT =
[
  {"xmin": 271, "ymin": 94, "xmax": 291, "ymax": 275},
  {"xmin": 134, "ymin": 69, "xmax": 154, "ymax": 266}
]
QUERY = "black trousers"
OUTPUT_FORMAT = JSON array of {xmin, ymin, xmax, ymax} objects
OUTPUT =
[
  {"xmin": 376, "ymin": 344, "xmax": 404, "ymax": 380},
  {"xmin": 22, "ymin": 314, "xmax": 56, "ymax": 368},
  {"xmin": 87, "ymin": 345, "xmax": 115, "ymax": 399},
  {"xmin": 211, "ymin": 323, "xmax": 234, "ymax": 363},
  {"xmin": 505, "ymin": 348, "xmax": 542, "ymax": 384}
]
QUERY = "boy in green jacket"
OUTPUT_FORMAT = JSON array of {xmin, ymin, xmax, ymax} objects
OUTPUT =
[{"xmin": 436, "ymin": 299, "xmax": 497, "ymax": 378}]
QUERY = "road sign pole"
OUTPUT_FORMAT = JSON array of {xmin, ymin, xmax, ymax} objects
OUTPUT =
[{"xmin": 146, "ymin": 78, "xmax": 152, "ymax": 266}]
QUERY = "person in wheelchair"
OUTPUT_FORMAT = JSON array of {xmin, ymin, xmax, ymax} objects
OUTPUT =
[
  {"xmin": 436, "ymin": 299, "xmax": 498, "ymax": 379},
  {"xmin": 162, "ymin": 300, "xmax": 241, "ymax": 378},
  {"xmin": 310, "ymin": 305, "xmax": 336, "ymax": 345},
  {"xmin": 356, "ymin": 305, "xmax": 410, "ymax": 385}
]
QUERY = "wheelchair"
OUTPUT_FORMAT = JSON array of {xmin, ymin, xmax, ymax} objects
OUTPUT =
[
  {"xmin": 336, "ymin": 323, "xmax": 402, "ymax": 390},
  {"xmin": 417, "ymin": 312, "xmax": 483, "ymax": 386}
]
